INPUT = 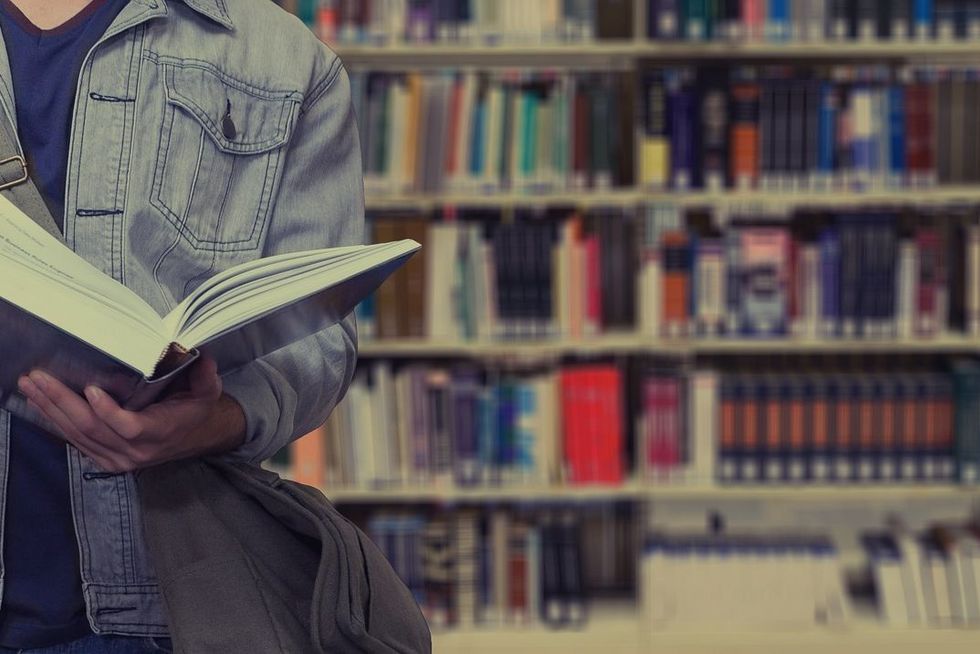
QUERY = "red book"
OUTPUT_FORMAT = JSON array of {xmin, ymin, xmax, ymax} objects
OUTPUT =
[
  {"xmin": 561, "ymin": 369, "xmax": 585, "ymax": 483},
  {"xmin": 507, "ymin": 524, "xmax": 529, "ymax": 623},
  {"xmin": 915, "ymin": 228, "xmax": 942, "ymax": 336},
  {"xmin": 444, "ymin": 75, "xmax": 463, "ymax": 178},
  {"xmin": 905, "ymin": 81, "xmax": 935, "ymax": 182},
  {"xmin": 594, "ymin": 367, "xmax": 624, "ymax": 483},
  {"xmin": 561, "ymin": 366, "xmax": 622, "ymax": 484},
  {"xmin": 729, "ymin": 81, "xmax": 760, "ymax": 186}
]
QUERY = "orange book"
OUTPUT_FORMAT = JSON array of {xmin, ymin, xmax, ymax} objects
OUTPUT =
[
  {"xmin": 290, "ymin": 425, "xmax": 326, "ymax": 488},
  {"xmin": 403, "ymin": 73, "xmax": 423, "ymax": 191},
  {"xmin": 661, "ymin": 231, "xmax": 689, "ymax": 330},
  {"xmin": 729, "ymin": 81, "xmax": 760, "ymax": 188}
]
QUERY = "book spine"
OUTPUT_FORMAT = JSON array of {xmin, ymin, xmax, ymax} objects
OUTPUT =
[{"xmin": 730, "ymin": 78, "xmax": 761, "ymax": 190}]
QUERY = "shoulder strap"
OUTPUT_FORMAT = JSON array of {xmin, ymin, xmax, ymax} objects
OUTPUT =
[{"xmin": 0, "ymin": 120, "xmax": 64, "ymax": 241}]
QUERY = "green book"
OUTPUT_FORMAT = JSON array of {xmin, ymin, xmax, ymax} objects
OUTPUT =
[{"xmin": 953, "ymin": 360, "xmax": 980, "ymax": 484}]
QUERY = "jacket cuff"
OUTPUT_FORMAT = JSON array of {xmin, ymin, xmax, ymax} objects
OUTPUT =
[{"xmin": 219, "ymin": 361, "xmax": 293, "ymax": 464}]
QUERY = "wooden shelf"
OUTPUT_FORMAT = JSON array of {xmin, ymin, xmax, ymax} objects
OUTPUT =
[
  {"xmin": 325, "ymin": 483, "xmax": 980, "ymax": 504},
  {"xmin": 428, "ymin": 607, "xmax": 980, "ymax": 654},
  {"xmin": 357, "ymin": 336, "xmax": 980, "ymax": 358},
  {"xmin": 363, "ymin": 186, "xmax": 980, "ymax": 210},
  {"xmin": 337, "ymin": 40, "xmax": 980, "ymax": 67}
]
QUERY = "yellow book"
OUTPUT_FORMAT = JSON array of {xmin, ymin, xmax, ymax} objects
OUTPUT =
[{"xmin": 641, "ymin": 137, "xmax": 670, "ymax": 189}]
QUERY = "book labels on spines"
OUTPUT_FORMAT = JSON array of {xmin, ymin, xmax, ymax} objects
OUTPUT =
[
  {"xmin": 354, "ymin": 70, "xmax": 633, "ymax": 196},
  {"xmin": 362, "ymin": 505, "xmax": 593, "ymax": 630}
]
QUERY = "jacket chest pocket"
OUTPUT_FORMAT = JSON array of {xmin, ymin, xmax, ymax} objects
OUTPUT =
[{"xmin": 151, "ymin": 63, "xmax": 301, "ymax": 252}]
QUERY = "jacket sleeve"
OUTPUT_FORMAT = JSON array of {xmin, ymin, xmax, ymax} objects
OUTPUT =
[{"xmin": 220, "ymin": 58, "xmax": 363, "ymax": 464}]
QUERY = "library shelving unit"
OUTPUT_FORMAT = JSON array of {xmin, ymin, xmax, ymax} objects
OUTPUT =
[{"xmin": 279, "ymin": 0, "xmax": 980, "ymax": 650}]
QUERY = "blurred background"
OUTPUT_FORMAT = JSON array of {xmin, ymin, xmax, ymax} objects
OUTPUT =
[{"xmin": 269, "ymin": 1, "xmax": 980, "ymax": 651}]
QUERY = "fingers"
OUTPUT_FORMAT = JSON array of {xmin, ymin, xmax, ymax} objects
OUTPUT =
[
  {"xmin": 19, "ymin": 371, "xmax": 134, "ymax": 472},
  {"xmin": 22, "ymin": 383, "xmax": 132, "ymax": 472},
  {"xmin": 85, "ymin": 386, "xmax": 144, "ymax": 441}
]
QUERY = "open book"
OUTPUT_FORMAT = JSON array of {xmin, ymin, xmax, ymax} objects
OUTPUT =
[{"xmin": 0, "ymin": 194, "xmax": 418, "ymax": 415}]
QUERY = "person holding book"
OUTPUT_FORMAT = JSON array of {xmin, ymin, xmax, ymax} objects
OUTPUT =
[{"xmin": 0, "ymin": 0, "xmax": 363, "ymax": 651}]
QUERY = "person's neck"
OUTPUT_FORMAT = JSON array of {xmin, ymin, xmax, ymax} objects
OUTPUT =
[{"xmin": 6, "ymin": 0, "xmax": 99, "ymax": 30}]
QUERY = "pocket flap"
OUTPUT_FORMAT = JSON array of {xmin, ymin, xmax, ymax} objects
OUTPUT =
[{"xmin": 163, "ymin": 63, "xmax": 301, "ymax": 155}]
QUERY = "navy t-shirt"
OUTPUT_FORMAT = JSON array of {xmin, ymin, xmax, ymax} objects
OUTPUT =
[{"xmin": 0, "ymin": 0, "xmax": 127, "ymax": 647}]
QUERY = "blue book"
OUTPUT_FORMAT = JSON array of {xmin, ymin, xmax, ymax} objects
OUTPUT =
[
  {"xmin": 452, "ymin": 369, "xmax": 482, "ymax": 486},
  {"xmin": 819, "ymin": 228, "xmax": 840, "ymax": 336},
  {"xmin": 667, "ymin": 70, "xmax": 695, "ymax": 189},
  {"xmin": 767, "ymin": 0, "xmax": 790, "ymax": 41},
  {"xmin": 817, "ymin": 83, "xmax": 837, "ymax": 180},
  {"xmin": 477, "ymin": 387, "xmax": 497, "ymax": 484},
  {"xmin": 913, "ymin": 0, "xmax": 934, "ymax": 38},
  {"xmin": 514, "ymin": 382, "xmax": 537, "ymax": 480},
  {"xmin": 888, "ymin": 85, "xmax": 907, "ymax": 184},
  {"xmin": 470, "ymin": 89, "xmax": 485, "ymax": 177}
]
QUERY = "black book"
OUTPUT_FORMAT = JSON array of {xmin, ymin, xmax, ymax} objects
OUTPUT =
[
  {"xmin": 888, "ymin": 0, "xmax": 912, "ymax": 39},
  {"xmin": 771, "ymin": 76, "xmax": 790, "ymax": 185},
  {"xmin": 758, "ymin": 75, "xmax": 775, "ymax": 185},
  {"xmin": 596, "ymin": 0, "xmax": 634, "ymax": 39},
  {"xmin": 698, "ymin": 68, "xmax": 730, "ymax": 191},
  {"xmin": 804, "ymin": 78, "xmax": 822, "ymax": 183},
  {"xmin": 855, "ymin": 0, "xmax": 877, "ymax": 39},
  {"xmin": 828, "ymin": 0, "xmax": 851, "ymax": 39},
  {"xmin": 787, "ymin": 79, "xmax": 807, "ymax": 184},
  {"xmin": 838, "ymin": 215, "xmax": 862, "ymax": 336}
]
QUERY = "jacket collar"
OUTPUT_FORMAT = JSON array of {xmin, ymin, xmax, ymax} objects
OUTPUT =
[{"xmin": 164, "ymin": 0, "xmax": 234, "ymax": 30}]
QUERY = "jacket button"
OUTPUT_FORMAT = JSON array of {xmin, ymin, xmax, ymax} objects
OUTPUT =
[{"xmin": 222, "ymin": 99, "xmax": 237, "ymax": 140}]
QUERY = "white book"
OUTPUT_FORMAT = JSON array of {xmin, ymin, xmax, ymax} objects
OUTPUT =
[
  {"xmin": 896, "ymin": 241, "xmax": 917, "ymax": 339},
  {"xmin": 452, "ymin": 72, "xmax": 477, "ymax": 192},
  {"xmin": 425, "ymin": 224, "xmax": 461, "ymax": 339},
  {"xmin": 689, "ymin": 371, "xmax": 718, "ymax": 485},
  {"xmin": 968, "ymin": 225, "xmax": 980, "ymax": 336},
  {"xmin": 959, "ymin": 531, "xmax": 980, "ymax": 624},
  {"xmin": 871, "ymin": 541, "xmax": 910, "ymax": 625},
  {"xmin": 895, "ymin": 531, "xmax": 928, "ymax": 624},
  {"xmin": 373, "ymin": 362, "xmax": 397, "ymax": 485},
  {"xmin": 483, "ymin": 82, "xmax": 504, "ymax": 191},
  {"xmin": 0, "ymin": 195, "xmax": 418, "ymax": 426}
]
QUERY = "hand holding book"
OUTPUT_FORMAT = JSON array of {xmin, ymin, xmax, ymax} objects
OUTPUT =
[
  {"xmin": 0, "ymin": 194, "xmax": 419, "ymax": 430},
  {"xmin": 18, "ymin": 354, "xmax": 246, "ymax": 472}
]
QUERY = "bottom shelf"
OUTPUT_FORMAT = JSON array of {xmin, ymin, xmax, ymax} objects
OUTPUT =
[{"xmin": 431, "ymin": 609, "xmax": 980, "ymax": 653}]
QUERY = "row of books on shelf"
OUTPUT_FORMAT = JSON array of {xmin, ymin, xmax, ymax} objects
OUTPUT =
[
  {"xmin": 864, "ymin": 520, "xmax": 980, "ymax": 626},
  {"xmin": 351, "ymin": 502, "xmax": 980, "ymax": 632},
  {"xmin": 284, "ymin": 359, "xmax": 980, "ymax": 489},
  {"xmin": 303, "ymin": 0, "xmax": 633, "ymax": 45},
  {"xmin": 359, "ymin": 206, "xmax": 980, "ymax": 342},
  {"xmin": 289, "ymin": 0, "xmax": 980, "ymax": 47},
  {"xmin": 643, "ymin": 525, "xmax": 847, "ymax": 626},
  {"xmin": 646, "ymin": 0, "xmax": 980, "ymax": 43},
  {"xmin": 351, "ymin": 64, "xmax": 980, "ymax": 198},
  {"xmin": 644, "ymin": 515, "xmax": 980, "ymax": 628},
  {"xmin": 354, "ymin": 504, "xmax": 633, "ymax": 629},
  {"xmin": 640, "ymin": 64, "xmax": 980, "ymax": 192},
  {"xmin": 351, "ymin": 70, "xmax": 633, "ymax": 195}
]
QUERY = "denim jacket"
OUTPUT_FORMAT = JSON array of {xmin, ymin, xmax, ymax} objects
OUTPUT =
[{"xmin": 0, "ymin": 0, "xmax": 362, "ymax": 636}]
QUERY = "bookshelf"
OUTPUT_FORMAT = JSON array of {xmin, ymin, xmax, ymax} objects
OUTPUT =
[
  {"xmin": 277, "ymin": 0, "xmax": 980, "ymax": 647},
  {"xmin": 363, "ymin": 187, "xmax": 980, "ymax": 210},
  {"xmin": 325, "ymin": 483, "xmax": 980, "ymax": 504},
  {"xmin": 339, "ymin": 41, "xmax": 980, "ymax": 65},
  {"xmin": 358, "ymin": 335, "xmax": 980, "ymax": 358},
  {"xmin": 431, "ymin": 619, "xmax": 980, "ymax": 654}
]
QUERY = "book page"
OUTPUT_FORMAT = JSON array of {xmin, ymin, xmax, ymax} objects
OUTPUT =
[
  {"xmin": 0, "ymin": 196, "xmax": 163, "ymax": 330},
  {"xmin": 0, "ymin": 196, "xmax": 168, "ymax": 374},
  {"xmin": 174, "ymin": 240, "xmax": 419, "ymax": 349}
]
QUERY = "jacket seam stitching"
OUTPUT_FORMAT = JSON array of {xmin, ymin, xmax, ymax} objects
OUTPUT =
[{"xmin": 300, "ymin": 58, "xmax": 343, "ymax": 117}]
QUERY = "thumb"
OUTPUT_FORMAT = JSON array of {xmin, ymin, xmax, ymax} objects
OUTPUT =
[{"xmin": 188, "ymin": 354, "xmax": 221, "ymax": 401}]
